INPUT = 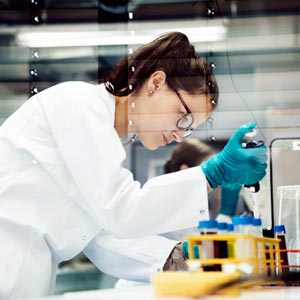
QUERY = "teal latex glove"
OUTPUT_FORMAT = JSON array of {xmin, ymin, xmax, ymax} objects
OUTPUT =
[
  {"xmin": 201, "ymin": 122, "xmax": 267, "ymax": 189},
  {"xmin": 220, "ymin": 185, "xmax": 242, "ymax": 216}
]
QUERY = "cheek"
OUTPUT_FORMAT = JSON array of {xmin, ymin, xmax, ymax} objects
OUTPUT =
[{"xmin": 135, "ymin": 113, "xmax": 180, "ymax": 133}]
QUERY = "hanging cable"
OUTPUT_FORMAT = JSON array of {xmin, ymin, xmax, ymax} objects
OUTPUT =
[{"xmin": 214, "ymin": 0, "xmax": 267, "ymax": 142}]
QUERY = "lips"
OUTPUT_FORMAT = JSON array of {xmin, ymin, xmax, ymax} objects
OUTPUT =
[
  {"xmin": 163, "ymin": 134, "xmax": 172, "ymax": 145},
  {"xmin": 162, "ymin": 134, "xmax": 168, "ymax": 146}
]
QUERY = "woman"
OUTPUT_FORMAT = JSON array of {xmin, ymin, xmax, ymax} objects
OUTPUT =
[{"xmin": 0, "ymin": 32, "xmax": 267, "ymax": 299}]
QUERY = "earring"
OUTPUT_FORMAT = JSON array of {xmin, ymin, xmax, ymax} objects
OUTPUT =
[
  {"xmin": 207, "ymin": 81, "xmax": 215, "ymax": 89},
  {"xmin": 211, "ymin": 99, "xmax": 217, "ymax": 106},
  {"xmin": 128, "ymin": 119, "xmax": 134, "ymax": 126},
  {"xmin": 148, "ymin": 90, "xmax": 154, "ymax": 96},
  {"xmin": 130, "ymin": 102, "xmax": 135, "ymax": 109}
]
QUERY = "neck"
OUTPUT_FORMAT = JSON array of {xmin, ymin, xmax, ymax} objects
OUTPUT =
[{"xmin": 114, "ymin": 96, "xmax": 128, "ymax": 138}]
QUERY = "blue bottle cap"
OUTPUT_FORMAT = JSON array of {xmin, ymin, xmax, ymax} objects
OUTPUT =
[
  {"xmin": 227, "ymin": 223, "xmax": 234, "ymax": 232},
  {"xmin": 217, "ymin": 222, "xmax": 228, "ymax": 231},
  {"xmin": 232, "ymin": 216, "xmax": 241, "ymax": 226},
  {"xmin": 274, "ymin": 224, "xmax": 286, "ymax": 234},
  {"xmin": 239, "ymin": 215, "xmax": 253, "ymax": 225},
  {"xmin": 253, "ymin": 218, "xmax": 262, "ymax": 226},
  {"xmin": 198, "ymin": 219, "xmax": 218, "ymax": 229}
]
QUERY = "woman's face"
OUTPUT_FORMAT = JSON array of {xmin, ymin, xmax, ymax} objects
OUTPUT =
[{"xmin": 128, "ymin": 75, "xmax": 213, "ymax": 150}]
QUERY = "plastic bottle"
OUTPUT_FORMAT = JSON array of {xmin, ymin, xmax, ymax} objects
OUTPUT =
[
  {"xmin": 232, "ymin": 216, "xmax": 242, "ymax": 233},
  {"xmin": 227, "ymin": 223, "xmax": 234, "ymax": 233},
  {"xmin": 240, "ymin": 216, "xmax": 254, "ymax": 261},
  {"xmin": 252, "ymin": 218, "xmax": 262, "ymax": 237},
  {"xmin": 198, "ymin": 219, "xmax": 220, "ymax": 271},
  {"xmin": 217, "ymin": 222, "xmax": 228, "ymax": 234},
  {"xmin": 225, "ymin": 223, "xmax": 235, "ymax": 258},
  {"xmin": 239, "ymin": 215, "xmax": 253, "ymax": 235},
  {"xmin": 274, "ymin": 224, "xmax": 289, "ymax": 275},
  {"xmin": 252, "ymin": 218, "xmax": 263, "ymax": 273},
  {"xmin": 217, "ymin": 222, "xmax": 229, "ymax": 259},
  {"xmin": 198, "ymin": 219, "xmax": 218, "ymax": 234},
  {"xmin": 233, "ymin": 216, "xmax": 254, "ymax": 274}
]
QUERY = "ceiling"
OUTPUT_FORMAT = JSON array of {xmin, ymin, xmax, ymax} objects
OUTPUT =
[
  {"xmin": 0, "ymin": 0, "xmax": 299, "ymax": 24},
  {"xmin": 0, "ymin": 0, "xmax": 300, "ymax": 142}
]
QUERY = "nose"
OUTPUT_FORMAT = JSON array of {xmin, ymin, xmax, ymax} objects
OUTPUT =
[{"xmin": 172, "ymin": 131, "xmax": 184, "ymax": 143}]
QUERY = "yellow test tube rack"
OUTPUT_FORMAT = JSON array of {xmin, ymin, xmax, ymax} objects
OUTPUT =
[
  {"xmin": 186, "ymin": 233, "xmax": 281, "ymax": 276},
  {"xmin": 152, "ymin": 234, "xmax": 282, "ymax": 297}
]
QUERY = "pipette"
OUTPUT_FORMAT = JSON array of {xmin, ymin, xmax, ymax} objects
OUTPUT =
[{"xmin": 242, "ymin": 129, "xmax": 265, "ymax": 218}]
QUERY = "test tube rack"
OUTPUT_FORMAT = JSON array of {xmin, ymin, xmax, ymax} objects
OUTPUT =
[
  {"xmin": 185, "ymin": 233, "xmax": 281, "ymax": 276},
  {"xmin": 152, "ymin": 234, "xmax": 282, "ymax": 297}
]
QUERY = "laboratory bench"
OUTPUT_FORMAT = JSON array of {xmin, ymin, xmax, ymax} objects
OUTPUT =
[
  {"xmin": 29, "ymin": 284, "xmax": 300, "ymax": 300},
  {"xmin": 54, "ymin": 264, "xmax": 118, "ymax": 295}
]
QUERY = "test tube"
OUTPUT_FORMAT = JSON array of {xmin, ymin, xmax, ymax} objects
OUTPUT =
[
  {"xmin": 274, "ymin": 225, "xmax": 289, "ymax": 275},
  {"xmin": 233, "ymin": 216, "xmax": 255, "ymax": 274},
  {"xmin": 252, "ymin": 218, "xmax": 262, "ymax": 237},
  {"xmin": 198, "ymin": 220, "xmax": 220, "ymax": 271},
  {"xmin": 217, "ymin": 222, "xmax": 229, "ymax": 259}
]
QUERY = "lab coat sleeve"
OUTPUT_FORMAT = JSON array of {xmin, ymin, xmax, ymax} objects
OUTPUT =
[
  {"xmin": 83, "ymin": 233, "xmax": 179, "ymax": 283},
  {"xmin": 161, "ymin": 227, "xmax": 200, "ymax": 241},
  {"xmin": 39, "ymin": 82, "xmax": 209, "ymax": 237}
]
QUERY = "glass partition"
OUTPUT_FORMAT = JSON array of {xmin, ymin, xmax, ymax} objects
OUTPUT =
[
  {"xmin": 1, "ymin": 0, "xmax": 300, "ymax": 293},
  {"xmin": 270, "ymin": 138, "xmax": 300, "ymax": 266}
]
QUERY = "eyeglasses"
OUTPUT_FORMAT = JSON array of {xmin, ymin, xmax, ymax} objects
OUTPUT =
[
  {"xmin": 168, "ymin": 79, "xmax": 216, "ymax": 139},
  {"xmin": 173, "ymin": 89, "xmax": 194, "ymax": 138}
]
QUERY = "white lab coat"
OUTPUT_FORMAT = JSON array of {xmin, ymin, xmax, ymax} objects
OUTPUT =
[
  {"xmin": 84, "ymin": 233, "xmax": 179, "ymax": 283},
  {"xmin": 0, "ymin": 82, "xmax": 209, "ymax": 299},
  {"xmin": 93, "ymin": 227, "xmax": 201, "ymax": 288}
]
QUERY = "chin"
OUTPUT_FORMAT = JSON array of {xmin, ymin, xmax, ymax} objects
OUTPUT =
[
  {"xmin": 143, "ymin": 143, "xmax": 159, "ymax": 150},
  {"xmin": 139, "ymin": 134, "xmax": 164, "ymax": 150},
  {"xmin": 140, "ymin": 140, "xmax": 160, "ymax": 150}
]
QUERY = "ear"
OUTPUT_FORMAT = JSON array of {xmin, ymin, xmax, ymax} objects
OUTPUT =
[
  {"xmin": 147, "ymin": 71, "xmax": 166, "ymax": 94},
  {"xmin": 179, "ymin": 164, "xmax": 189, "ymax": 170}
]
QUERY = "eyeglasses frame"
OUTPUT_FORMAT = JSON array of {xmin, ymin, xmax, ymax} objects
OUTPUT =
[{"xmin": 168, "ymin": 82, "xmax": 195, "ymax": 138}]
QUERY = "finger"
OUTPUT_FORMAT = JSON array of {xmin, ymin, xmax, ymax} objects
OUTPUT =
[
  {"xmin": 246, "ymin": 168, "xmax": 267, "ymax": 185},
  {"xmin": 230, "ymin": 122, "xmax": 256, "ymax": 145},
  {"xmin": 247, "ymin": 149, "xmax": 268, "ymax": 163}
]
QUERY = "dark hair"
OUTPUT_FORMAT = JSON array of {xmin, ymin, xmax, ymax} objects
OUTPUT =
[
  {"xmin": 164, "ymin": 139, "xmax": 215, "ymax": 174},
  {"xmin": 102, "ymin": 32, "xmax": 219, "ymax": 107}
]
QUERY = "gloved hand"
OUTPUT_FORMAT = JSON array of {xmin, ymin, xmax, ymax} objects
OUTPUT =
[
  {"xmin": 219, "ymin": 185, "xmax": 242, "ymax": 216},
  {"xmin": 201, "ymin": 122, "xmax": 267, "ymax": 189}
]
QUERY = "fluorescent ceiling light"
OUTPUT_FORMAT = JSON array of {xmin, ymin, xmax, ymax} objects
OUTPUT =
[{"xmin": 16, "ymin": 24, "xmax": 227, "ymax": 48}]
